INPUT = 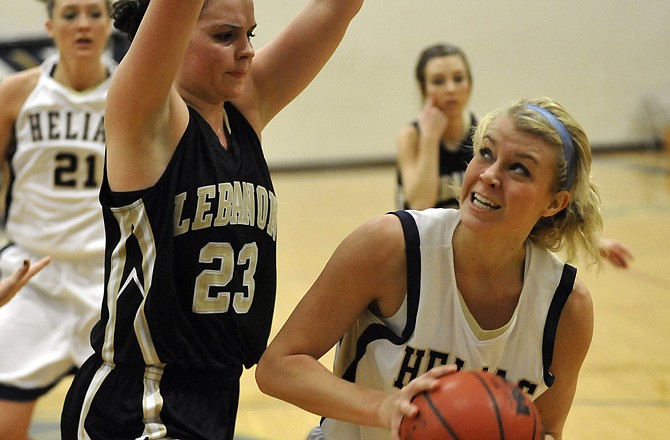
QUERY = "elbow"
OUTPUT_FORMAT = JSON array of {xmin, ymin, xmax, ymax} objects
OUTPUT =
[
  {"xmin": 255, "ymin": 354, "xmax": 279, "ymax": 398},
  {"xmin": 341, "ymin": 0, "xmax": 364, "ymax": 16},
  {"xmin": 327, "ymin": 0, "xmax": 365, "ymax": 22},
  {"xmin": 403, "ymin": 187, "xmax": 437, "ymax": 211},
  {"xmin": 255, "ymin": 356, "xmax": 271, "ymax": 395}
]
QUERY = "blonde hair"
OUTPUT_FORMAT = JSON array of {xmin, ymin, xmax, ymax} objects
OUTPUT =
[{"xmin": 473, "ymin": 97, "xmax": 604, "ymax": 266}]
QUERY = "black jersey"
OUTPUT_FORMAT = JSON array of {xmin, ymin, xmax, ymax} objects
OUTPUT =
[
  {"xmin": 396, "ymin": 113, "xmax": 477, "ymax": 210},
  {"xmin": 62, "ymin": 103, "xmax": 277, "ymax": 439}
]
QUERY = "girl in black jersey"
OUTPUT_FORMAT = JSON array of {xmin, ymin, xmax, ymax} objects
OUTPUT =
[
  {"xmin": 61, "ymin": 0, "xmax": 365, "ymax": 439},
  {"xmin": 396, "ymin": 43, "xmax": 476, "ymax": 211}
]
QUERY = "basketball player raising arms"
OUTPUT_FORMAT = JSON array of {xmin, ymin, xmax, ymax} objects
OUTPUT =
[
  {"xmin": 60, "ymin": 0, "xmax": 365, "ymax": 439},
  {"xmin": 257, "ymin": 98, "xmax": 603, "ymax": 440},
  {"xmin": 0, "ymin": 1, "xmax": 114, "ymax": 438}
]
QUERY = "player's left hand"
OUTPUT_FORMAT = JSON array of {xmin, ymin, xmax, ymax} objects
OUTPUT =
[
  {"xmin": 599, "ymin": 238, "xmax": 634, "ymax": 269},
  {"xmin": 387, "ymin": 365, "xmax": 457, "ymax": 440},
  {"xmin": 0, "ymin": 257, "xmax": 51, "ymax": 308}
]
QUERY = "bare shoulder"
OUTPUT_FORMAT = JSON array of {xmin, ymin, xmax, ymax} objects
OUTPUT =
[
  {"xmin": 396, "ymin": 124, "xmax": 420, "ymax": 166},
  {"xmin": 564, "ymin": 277, "xmax": 593, "ymax": 322},
  {"xmin": 396, "ymin": 123, "xmax": 419, "ymax": 146},
  {"xmin": 0, "ymin": 67, "xmax": 41, "ymax": 88},
  {"xmin": 355, "ymin": 213, "xmax": 404, "ymax": 245},
  {"xmin": 337, "ymin": 214, "xmax": 405, "ymax": 273},
  {"xmin": 341, "ymin": 214, "xmax": 407, "ymax": 317},
  {"xmin": 556, "ymin": 275, "xmax": 594, "ymax": 358},
  {"xmin": 314, "ymin": 214, "xmax": 406, "ymax": 296},
  {"xmin": 0, "ymin": 68, "xmax": 41, "ymax": 116}
]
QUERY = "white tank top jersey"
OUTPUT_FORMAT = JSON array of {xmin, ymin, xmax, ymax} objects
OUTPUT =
[
  {"xmin": 320, "ymin": 208, "xmax": 577, "ymax": 440},
  {"xmin": 6, "ymin": 55, "xmax": 115, "ymax": 260}
]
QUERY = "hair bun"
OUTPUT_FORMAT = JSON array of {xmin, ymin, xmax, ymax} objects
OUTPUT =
[{"xmin": 112, "ymin": 0, "xmax": 149, "ymax": 40}]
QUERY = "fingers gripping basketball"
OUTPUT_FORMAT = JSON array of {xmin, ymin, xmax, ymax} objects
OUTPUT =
[{"xmin": 400, "ymin": 370, "xmax": 542, "ymax": 440}]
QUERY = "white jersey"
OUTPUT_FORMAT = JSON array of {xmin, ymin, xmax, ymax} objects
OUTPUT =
[
  {"xmin": 6, "ymin": 55, "xmax": 115, "ymax": 260},
  {"xmin": 320, "ymin": 208, "xmax": 577, "ymax": 440}
]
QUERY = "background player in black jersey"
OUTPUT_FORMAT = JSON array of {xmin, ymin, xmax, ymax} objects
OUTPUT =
[
  {"xmin": 396, "ymin": 43, "xmax": 476, "ymax": 211},
  {"xmin": 396, "ymin": 42, "xmax": 634, "ymax": 269},
  {"xmin": 61, "ymin": 0, "xmax": 366, "ymax": 439}
]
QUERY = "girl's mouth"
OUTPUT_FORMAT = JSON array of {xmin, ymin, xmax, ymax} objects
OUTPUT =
[{"xmin": 472, "ymin": 192, "xmax": 501, "ymax": 210}]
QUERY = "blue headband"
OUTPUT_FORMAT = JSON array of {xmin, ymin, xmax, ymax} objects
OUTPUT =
[{"xmin": 526, "ymin": 104, "xmax": 576, "ymax": 190}]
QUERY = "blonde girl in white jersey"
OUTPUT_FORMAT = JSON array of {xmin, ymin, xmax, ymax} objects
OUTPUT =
[
  {"xmin": 257, "ymin": 97, "xmax": 603, "ymax": 440},
  {"xmin": 0, "ymin": 1, "xmax": 113, "ymax": 438}
]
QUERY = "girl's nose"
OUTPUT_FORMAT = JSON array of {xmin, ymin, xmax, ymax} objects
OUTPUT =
[
  {"xmin": 77, "ymin": 15, "xmax": 93, "ymax": 29},
  {"xmin": 480, "ymin": 164, "xmax": 501, "ymax": 187},
  {"xmin": 239, "ymin": 39, "xmax": 255, "ymax": 59}
]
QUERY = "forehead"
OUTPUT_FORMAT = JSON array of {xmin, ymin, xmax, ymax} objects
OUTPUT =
[
  {"xmin": 485, "ymin": 115, "xmax": 554, "ymax": 158},
  {"xmin": 201, "ymin": 0, "xmax": 255, "ymax": 24},
  {"xmin": 425, "ymin": 55, "xmax": 468, "ymax": 77},
  {"xmin": 53, "ymin": 0, "xmax": 107, "ymax": 9}
]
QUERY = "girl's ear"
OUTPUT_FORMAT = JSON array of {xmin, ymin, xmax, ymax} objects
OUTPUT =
[
  {"xmin": 542, "ymin": 190, "xmax": 570, "ymax": 218},
  {"xmin": 45, "ymin": 19, "xmax": 54, "ymax": 37}
]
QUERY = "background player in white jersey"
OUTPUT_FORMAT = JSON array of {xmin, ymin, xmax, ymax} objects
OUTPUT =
[
  {"xmin": 257, "ymin": 97, "xmax": 603, "ymax": 440},
  {"xmin": 60, "ymin": 0, "xmax": 366, "ymax": 439},
  {"xmin": 0, "ymin": 0, "xmax": 113, "ymax": 438}
]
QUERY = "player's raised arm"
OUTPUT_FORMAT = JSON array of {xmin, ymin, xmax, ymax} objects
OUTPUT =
[
  {"xmin": 105, "ymin": 0, "xmax": 204, "ymax": 191},
  {"xmin": 237, "ymin": 0, "xmax": 364, "ymax": 131}
]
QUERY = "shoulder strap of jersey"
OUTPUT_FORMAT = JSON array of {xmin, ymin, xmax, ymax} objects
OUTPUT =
[
  {"xmin": 541, "ymin": 263, "xmax": 577, "ymax": 387},
  {"xmin": 341, "ymin": 210, "xmax": 421, "ymax": 383}
]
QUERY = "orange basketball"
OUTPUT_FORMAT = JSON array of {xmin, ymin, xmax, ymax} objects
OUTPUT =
[{"xmin": 399, "ymin": 370, "xmax": 542, "ymax": 440}]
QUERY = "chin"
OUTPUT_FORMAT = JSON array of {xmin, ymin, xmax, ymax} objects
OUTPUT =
[
  {"xmin": 458, "ymin": 198, "xmax": 498, "ymax": 227},
  {"xmin": 226, "ymin": 84, "xmax": 246, "ymax": 100}
]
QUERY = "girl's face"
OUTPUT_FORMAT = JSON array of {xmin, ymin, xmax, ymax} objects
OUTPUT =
[
  {"xmin": 178, "ymin": 0, "xmax": 256, "ymax": 104},
  {"xmin": 423, "ymin": 55, "xmax": 471, "ymax": 117},
  {"xmin": 459, "ymin": 115, "xmax": 569, "ymax": 238},
  {"xmin": 46, "ymin": 0, "xmax": 111, "ymax": 61}
]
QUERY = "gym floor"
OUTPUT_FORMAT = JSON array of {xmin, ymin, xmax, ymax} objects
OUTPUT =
[{"xmin": 32, "ymin": 148, "xmax": 670, "ymax": 439}]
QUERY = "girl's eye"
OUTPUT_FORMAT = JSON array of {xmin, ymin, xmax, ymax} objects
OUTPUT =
[
  {"xmin": 479, "ymin": 147, "xmax": 493, "ymax": 160},
  {"xmin": 61, "ymin": 9, "xmax": 105, "ymax": 21},
  {"xmin": 510, "ymin": 163, "xmax": 531, "ymax": 177},
  {"xmin": 215, "ymin": 33, "xmax": 235, "ymax": 43}
]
